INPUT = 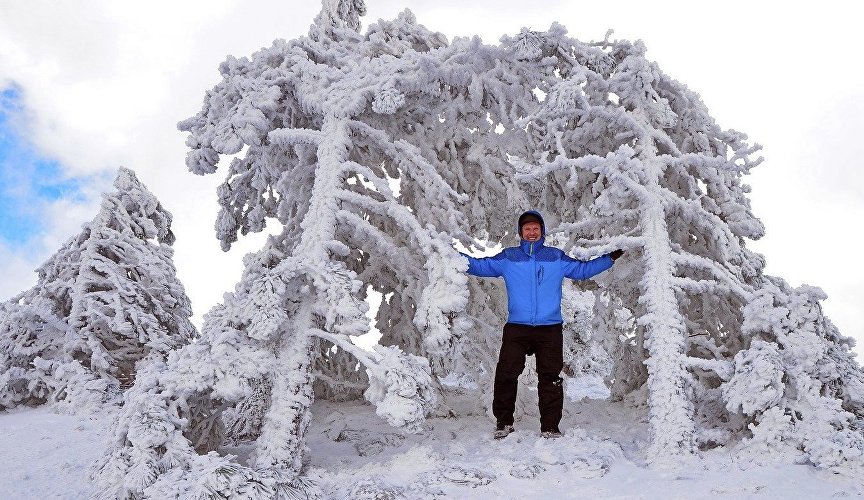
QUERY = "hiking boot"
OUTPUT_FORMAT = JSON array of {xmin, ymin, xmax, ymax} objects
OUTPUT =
[
  {"xmin": 540, "ymin": 428, "xmax": 563, "ymax": 439},
  {"xmin": 494, "ymin": 423, "xmax": 514, "ymax": 440}
]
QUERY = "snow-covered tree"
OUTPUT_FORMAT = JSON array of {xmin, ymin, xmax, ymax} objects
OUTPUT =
[
  {"xmin": 503, "ymin": 25, "xmax": 864, "ymax": 468},
  {"xmin": 93, "ymin": 4, "xmax": 493, "ymax": 497},
  {"xmin": 0, "ymin": 167, "xmax": 195, "ymax": 412},
  {"xmin": 509, "ymin": 27, "xmax": 770, "ymax": 462}
]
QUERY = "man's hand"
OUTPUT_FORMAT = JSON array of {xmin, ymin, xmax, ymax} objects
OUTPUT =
[{"xmin": 609, "ymin": 249, "xmax": 624, "ymax": 261}]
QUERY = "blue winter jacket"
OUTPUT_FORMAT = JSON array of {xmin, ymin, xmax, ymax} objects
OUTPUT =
[{"xmin": 460, "ymin": 211, "xmax": 614, "ymax": 326}]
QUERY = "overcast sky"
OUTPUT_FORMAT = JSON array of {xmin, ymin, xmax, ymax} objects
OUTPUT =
[{"xmin": 1, "ymin": 1, "xmax": 861, "ymax": 352}]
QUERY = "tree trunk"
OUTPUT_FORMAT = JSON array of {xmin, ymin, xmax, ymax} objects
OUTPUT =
[
  {"xmin": 255, "ymin": 113, "xmax": 351, "ymax": 476},
  {"xmin": 254, "ymin": 304, "xmax": 315, "ymax": 475},
  {"xmin": 639, "ymin": 160, "xmax": 695, "ymax": 462}
]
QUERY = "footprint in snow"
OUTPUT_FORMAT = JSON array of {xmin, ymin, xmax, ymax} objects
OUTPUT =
[
  {"xmin": 569, "ymin": 456, "xmax": 609, "ymax": 478},
  {"xmin": 335, "ymin": 429, "xmax": 406, "ymax": 457},
  {"xmin": 438, "ymin": 466, "xmax": 495, "ymax": 487},
  {"xmin": 509, "ymin": 462, "xmax": 546, "ymax": 479},
  {"xmin": 348, "ymin": 478, "xmax": 405, "ymax": 500}
]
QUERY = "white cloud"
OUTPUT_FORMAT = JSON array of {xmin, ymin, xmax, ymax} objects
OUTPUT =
[
  {"xmin": 0, "ymin": 176, "xmax": 105, "ymax": 301},
  {"xmin": 0, "ymin": 241, "xmax": 39, "ymax": 301}
]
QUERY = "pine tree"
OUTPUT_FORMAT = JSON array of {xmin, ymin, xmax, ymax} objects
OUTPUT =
[
  {"xmin": 509, "ymin": 27, "xmax": 769, "ymax": 462},
  {"xmin": 503, "ymin": 25, "xmax": 864, "ymax": 467},
  {"xmin": 0, "ymin": 167, "xmax": 195, "ymax": 412},
  {"xmin": 94, "ymin": 3, "xmax": 481, "ymax": 496}
]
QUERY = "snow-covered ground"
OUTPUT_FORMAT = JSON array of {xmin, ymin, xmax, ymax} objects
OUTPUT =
[
  {"xmin": 2, "ymin": 379, "xmax": 862, "ymax": 499},
  {"xmin": 304, "ymin": 392, "xmax": 863, "ymax": 499},
  {"xmin": 0, "ymin": 406, "xmax": 106, "ymax": 499}
]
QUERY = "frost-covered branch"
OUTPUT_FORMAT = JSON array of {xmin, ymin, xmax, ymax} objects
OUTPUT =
[
  {"xmin": 267, "ymin": 127, "xmax": 325, "ymax": 147},
  {"xmin": 671, "ymin": 252, "xmax": 753, "ymax": 299},
  {"xmin": 684, "ymin": 356, "xmax": 733, "ymax": 381}
]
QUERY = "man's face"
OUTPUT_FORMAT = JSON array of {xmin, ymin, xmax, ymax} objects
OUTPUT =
[{"xmin": 521, "ymin": 222, "xmax": 542, "ymax": 242}]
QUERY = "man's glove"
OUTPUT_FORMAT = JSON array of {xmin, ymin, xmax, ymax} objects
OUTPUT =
[{"xmin": 609, "ymin": 249, "xmax": 624, "ymax": 261}]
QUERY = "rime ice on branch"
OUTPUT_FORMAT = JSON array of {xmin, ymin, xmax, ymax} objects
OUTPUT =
[{"xmin": 0, "ymin": 167, "xmax": 195, "ymax": 412}]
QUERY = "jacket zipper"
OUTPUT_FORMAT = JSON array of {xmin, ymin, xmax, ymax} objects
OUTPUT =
[{"xmin": 531, "ymin": 244, "xmax": 537, "ymax": 325}]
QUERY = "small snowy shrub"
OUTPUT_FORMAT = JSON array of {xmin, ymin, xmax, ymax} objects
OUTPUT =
[{"xmin": 722, "ymin": 279, "xmax": 864, "ymax": 468}]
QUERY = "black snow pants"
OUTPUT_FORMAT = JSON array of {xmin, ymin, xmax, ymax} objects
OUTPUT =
[{"xmin": 492, "ymin": 322, "xmax": 564, "ymax": 432}]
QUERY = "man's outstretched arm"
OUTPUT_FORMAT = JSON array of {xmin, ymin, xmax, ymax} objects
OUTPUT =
[
  {"xmin": 561, "ymin": 250, "xmax": 623, "ymax": 280},
  {"xmin": 459, "ymin": 251, "xmax": 507, "ymax": 278}
]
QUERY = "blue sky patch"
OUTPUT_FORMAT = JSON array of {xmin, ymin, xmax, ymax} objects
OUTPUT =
[{"xmin": 0, "ymin": 85, "xmax": 87, "ymax": 247}]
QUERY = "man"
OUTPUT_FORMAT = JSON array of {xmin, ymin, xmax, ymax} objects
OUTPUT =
[{"xmin": 460, "ymin": 210, "xmax": 623, "ymax": 439}]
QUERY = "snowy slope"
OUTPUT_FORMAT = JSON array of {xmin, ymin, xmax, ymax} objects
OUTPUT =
[{"xmin": 2, "ymin": 378, "xmax": 861, "ymax": 499}]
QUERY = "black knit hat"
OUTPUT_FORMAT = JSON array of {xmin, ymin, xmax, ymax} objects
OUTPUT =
[
  {"xmin": 519, "ymin": 213, "xmax": 542, "ymax": 227},
  {"xmin": 518, "ymin": 211, "xmax": 544, "ymax": 235}
]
